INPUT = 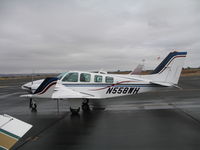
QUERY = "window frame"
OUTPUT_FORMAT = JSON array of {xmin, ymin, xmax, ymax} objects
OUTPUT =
[
  {"xmin": 105, "ymin": 76, "xmax": 114, "ymax": 83},
  {"xmin": 62, "ymin": 72, "xmax": 79, "ymax": 82},
  {"xmin": 80, "ymin": 73, "xmax": 91, "ymax": 82},
  {"xmin": 94, "ymin": 75, "xmax": 103, "ymax": 83}
]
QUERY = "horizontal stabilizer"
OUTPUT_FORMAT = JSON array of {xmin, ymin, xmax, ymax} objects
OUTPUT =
[
  {"xmin": 150, "ymin": 81, "xmax": 181, "ymax": 88},
  {"xmin": 150, "ymin": 81, "xmax": 174, "ymax": 87}
]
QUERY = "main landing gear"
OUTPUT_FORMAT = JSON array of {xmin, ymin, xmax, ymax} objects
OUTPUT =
[
  {"xmin": 70, "ymin": 107, "xmax": 80, "ymax": 115},
  {"xmin": 82, "ymin": 99, "xmax": 90, "ymax": 112},
  {"xmin": 69, "ymin": 99, "xmax": 90, "ymax": 115}
]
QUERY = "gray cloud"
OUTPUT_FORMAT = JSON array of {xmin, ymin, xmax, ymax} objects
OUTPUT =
[{"xmin": 0, "ymin": 0, "xmax": 199, "ymax": 73}]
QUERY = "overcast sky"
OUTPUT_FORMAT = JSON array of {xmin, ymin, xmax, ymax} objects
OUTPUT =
[{"xmin": 0, "ymin": 0, "xmax": 199, "ymax": 74}]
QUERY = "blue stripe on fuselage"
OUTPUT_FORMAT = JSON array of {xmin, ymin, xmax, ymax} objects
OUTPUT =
[{"xmin": 63, "ymin": 84, "xmax": 161, "ymax": 88}]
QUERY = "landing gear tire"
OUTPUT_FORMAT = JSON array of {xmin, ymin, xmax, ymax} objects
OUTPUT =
[
  {"xmin": 70, "ymin": 107, "xmax": 80, "ymax": 115},
  {"xmin": 82, "ymin": 103, "xmax": 90, "ymax": 112},
  {"xmin": 30, "ymin": 101, "xmax": 37, "ymax": 112},
  {"xmin": 82, "ymin": 99, "xmax": 90, "ymax": 112}
]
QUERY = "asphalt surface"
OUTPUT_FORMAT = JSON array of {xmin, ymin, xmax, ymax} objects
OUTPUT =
[{"xmin": 0, "ymin": 76, "xmax": 200, "ymax": 150}]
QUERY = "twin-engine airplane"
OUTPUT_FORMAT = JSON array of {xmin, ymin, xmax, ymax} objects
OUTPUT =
[{"xmin": 21, "ymin": 51, "xmax": 187, "ymax": 114}]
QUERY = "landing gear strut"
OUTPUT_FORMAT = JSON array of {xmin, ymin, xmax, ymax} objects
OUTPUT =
[
  {"xmin": 82, "ymin": 99, "xmax": 90, "ymax": 112},
  {"xmin": 29, "ymin": 98, "xmax": 37, "ymax": 111},
  {"xmin": 29, "ymin": 98, "xmax": 33, "ymax": 108}
]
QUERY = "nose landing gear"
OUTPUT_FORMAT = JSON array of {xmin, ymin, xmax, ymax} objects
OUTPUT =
[{"xmin": 29, "ymin": 98, "xmax": 37, "ymax": 112}]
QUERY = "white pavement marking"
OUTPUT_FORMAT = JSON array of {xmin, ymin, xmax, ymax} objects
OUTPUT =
[
  {"xmin": 0, "ymin": 92, "xmax": 24, "ymax": 99},
  {"xmin": 106, "ymin": 101, "xmax": 200, "ymax": 111}
]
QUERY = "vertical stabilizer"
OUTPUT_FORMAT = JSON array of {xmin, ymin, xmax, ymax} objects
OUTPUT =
[{"xmin": 151, "ymin": 51, "xmax": 187, "ymax": 84}]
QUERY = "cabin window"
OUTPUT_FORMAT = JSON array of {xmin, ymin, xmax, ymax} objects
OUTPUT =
[
  {"xmin": 94, "ymin": 75, "xmax": 103, "ymax": 82},
  {"xmin": 62, "ymin": 72, "xmax": 78, "ymax": 82},
  {"xmin": 105, "ymin": 76, "xmax": 114, "ymax": 83},
  {"xmin": 80, "ymin": 73, "xmax": 91, "ymax": 82}
]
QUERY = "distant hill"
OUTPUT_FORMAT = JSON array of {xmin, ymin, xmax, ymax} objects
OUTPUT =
[
  {"xmin": 109, "ymin": 68, "xmax": 200, "ymax": 76},
  {"xmin": 0, "ymin": 68, "xmax": 200, "ymax": 80}
]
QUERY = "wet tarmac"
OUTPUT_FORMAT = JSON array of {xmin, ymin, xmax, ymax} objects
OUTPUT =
[{"xmin": 0, "ymin": 76, "xmax": 200, "ymax": 150}]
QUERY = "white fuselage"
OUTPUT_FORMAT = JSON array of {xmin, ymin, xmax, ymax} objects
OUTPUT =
[
  {"xmin": 58, "ymin": 71, "xmax": 162, "ymax": 99},
  {"xmin": 22, "ymin": 71, "xmax": 164, "ymax": 99}
]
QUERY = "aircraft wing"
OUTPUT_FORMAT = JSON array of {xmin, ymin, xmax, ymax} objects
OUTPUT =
[
  {"xmin": 0, "ymin": 114, "xmax": 32, "ymax": 150},
  {"xmin": 21, "ymin": 83, "xmax": 95, "ymax": 99},
  {"xmin": 52, "ymin": 84, "xmax": 95, "ymax": 99}
]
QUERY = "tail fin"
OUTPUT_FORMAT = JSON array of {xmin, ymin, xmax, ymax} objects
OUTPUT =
[
  {"xmin": 150, "ymin": 51, "xmax": 187, "ymax": 84},
  {"xmin": 0, "ymin": 114, "xmax": 32, "ymax": 150}
]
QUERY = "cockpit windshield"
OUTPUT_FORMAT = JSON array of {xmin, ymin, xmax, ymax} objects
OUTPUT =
[
  {"xmin": 57, "ymin": 72, "xmax": 67, "ymax": 80},
  {"xmin": 62, "ymin": 72, "xmax": 78, "ymax": 82}
]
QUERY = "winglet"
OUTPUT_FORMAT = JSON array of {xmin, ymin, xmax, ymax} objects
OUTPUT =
[{"xmin": 0, "ymin": 114, "xmax": 32, "ymax": 150}]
